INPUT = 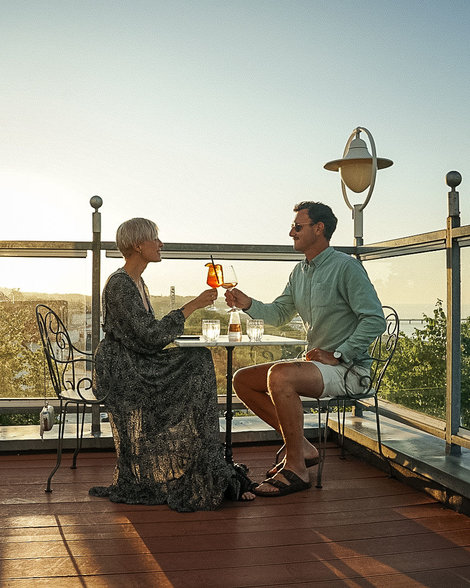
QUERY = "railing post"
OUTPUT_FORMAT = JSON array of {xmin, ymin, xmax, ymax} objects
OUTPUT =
[
  {"xmin": 90, "ymin": 196, "xmax": 103, "ymax": 437},
  {"xmin": 445, "ymin": 171, "xmax": 462, "ymax": 456}
]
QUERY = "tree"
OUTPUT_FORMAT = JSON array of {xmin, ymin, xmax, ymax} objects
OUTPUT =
[
  {"xmin": 0, "ymin": 300, "xmax": 69, "ymax": 398},
  {"xmin": 381, "ymin": 300, "xmax": 470, "ymax": 426},
  {"xmin": 0, "ymin": 303, "xmax": 45, "ymax": 397}
]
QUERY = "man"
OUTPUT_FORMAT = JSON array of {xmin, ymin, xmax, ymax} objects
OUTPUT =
[{"xmin": 225, "ymin": 202, "xmax": 386, "ymax": 497}]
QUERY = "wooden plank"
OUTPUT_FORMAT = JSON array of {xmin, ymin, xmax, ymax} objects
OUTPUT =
[
  {"xmin": 1, "ymin": 447, "xmax": 469, "ymax": 587},
  {"xmin": 2, "ymin": 528, "xmax": 470, "ymax": 561},
  {"xmin": 2, "ymin": 549, "xmax": 470, "ymax": 583}
]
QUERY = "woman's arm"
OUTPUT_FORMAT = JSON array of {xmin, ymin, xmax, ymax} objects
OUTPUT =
[
  {"xmin": 104, "ymin": 273, "xmax": 184, "ymax": 352},
  {"xmin": 104, "ymin": 273, "xmax": 219, "ymax": 353},
  {"xmin": 180, "ymin": 289, "xmax": 218, "ymax": 318}
]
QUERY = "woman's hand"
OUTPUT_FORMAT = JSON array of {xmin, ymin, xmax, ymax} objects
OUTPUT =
[
  {"xmin": 194, "ymin": 288, "xmax": 218, "ymax": 309},
  {"xmin": 180, "ymin": 289, "xmax": 217, "ymax": 318}
]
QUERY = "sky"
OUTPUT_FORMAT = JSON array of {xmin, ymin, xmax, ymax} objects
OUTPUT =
[{"xmin": 1, "ymin": 0, "xmax": 470, "ymax": 308}]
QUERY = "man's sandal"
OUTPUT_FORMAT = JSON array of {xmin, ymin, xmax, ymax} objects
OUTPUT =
[
  {"xmin": 254, "ymin": 469, "xmax": 311, "ymax": 497},
  {"xmin": 266, "ymin": 455, "xmax": 319, "ymax": 478}
]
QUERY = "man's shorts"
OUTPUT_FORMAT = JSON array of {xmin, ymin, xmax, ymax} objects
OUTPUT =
[{"xmin": 311, "ymin": 361, "xmax": 371, "ymax": 398}]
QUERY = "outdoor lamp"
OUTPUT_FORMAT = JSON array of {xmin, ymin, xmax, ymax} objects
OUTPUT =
[{"xmin": 324, "ymin": 127, "xmax": 393, "ymax": 245}]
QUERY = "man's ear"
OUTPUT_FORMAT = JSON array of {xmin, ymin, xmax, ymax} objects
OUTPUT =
[{"xmin": 315, "ymin": 221, "xmax": 325, "ymax": 235}]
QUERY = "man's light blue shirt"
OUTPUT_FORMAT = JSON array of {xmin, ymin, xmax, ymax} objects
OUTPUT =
[{"xmin": 246, "ymin": 247, "xmax": 386, "ymax": 367}]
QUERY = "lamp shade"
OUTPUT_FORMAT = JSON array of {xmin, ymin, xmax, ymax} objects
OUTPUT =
[
  {"xmin": 324, "ymin": 136, "xmax": 393, "ymax": 193},
  {"xmin": 340, "ymin": 159, "xmax": 373, "ymax": 193}
]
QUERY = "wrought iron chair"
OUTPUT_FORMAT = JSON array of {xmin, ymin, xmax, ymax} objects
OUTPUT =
[
  {"xmin": 314, "ymin": 305, "xmax": 400, "ymax": 487},
  {"xmin": 273, "ymin": 306, "xmax": 399, "ymax": 489},
  {"xmin": 35, "ymin": 304, "xmax": 108, "ymax": 492}
]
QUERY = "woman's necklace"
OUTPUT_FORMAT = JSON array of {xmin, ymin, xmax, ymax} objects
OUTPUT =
[{"xmin": 135, "ymin": 278, "xmax": 149, "ymax": 310}]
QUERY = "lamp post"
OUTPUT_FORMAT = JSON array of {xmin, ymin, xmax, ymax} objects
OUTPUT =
[{"xmin": 324, "ymin": 127, "xmax": 393, "ymax": 246}]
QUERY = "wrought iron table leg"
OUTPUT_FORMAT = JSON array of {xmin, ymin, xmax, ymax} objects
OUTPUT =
[{"xmin": 224, "ymin": 346, "xmax": 234, "ymax": 465}]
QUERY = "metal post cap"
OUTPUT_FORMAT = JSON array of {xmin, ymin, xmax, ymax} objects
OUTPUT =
[
  {"xmin": 90, "ymin": 195, "xmax": 103, "ymax": 210},
  {"xmin": 446, "ymin": 171, "xmax": 462, "ymax": 189}
]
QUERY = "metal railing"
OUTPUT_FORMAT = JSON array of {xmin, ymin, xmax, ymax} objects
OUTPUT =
[{"xmin": 1, "ymin": 174, "xmax": 469, "ymax": 453}]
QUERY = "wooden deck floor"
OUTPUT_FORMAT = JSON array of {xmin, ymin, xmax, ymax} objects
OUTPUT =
[{"xmin": 1, "ymin": 444, "xmax": 470, "ymax": 587}]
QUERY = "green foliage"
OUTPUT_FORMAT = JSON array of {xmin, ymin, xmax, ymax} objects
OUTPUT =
[
  {"xmin": 0, "ymin": 303, "xmax": 46, "ymax": 398},
  {"xmin": 381, "ymin": 300, "xmax": 470, "ymax": 426},
  {"xmin": 0, "ymin": 413, "xmax": 41, "ymax": 426}
]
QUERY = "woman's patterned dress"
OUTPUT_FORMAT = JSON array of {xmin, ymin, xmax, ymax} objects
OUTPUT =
[{"xmin": 89, "ymin": 268, "xmax": 237, "ymax": 512}]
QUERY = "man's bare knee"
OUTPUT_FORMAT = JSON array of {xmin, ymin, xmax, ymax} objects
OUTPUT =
[
  {"xmin": 233, "ymin": 366, "xmax": 252, "ymax": 389},
  {"xmin": 268, "ymin": 361, "xmax": 322, "ymax": 398},
  {"xmin": 267, "ymin": 362, "xmax": 298, "ymax": 394}
]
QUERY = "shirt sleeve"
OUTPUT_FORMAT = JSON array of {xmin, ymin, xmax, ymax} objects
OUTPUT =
[
  {"xmin": 103, "ymin": 273, "xmax": 185, "ymax": 353},
  {"xmin": 245, "ymin": 273, "xmax": 298, "ymax": 327},
  {"xmin": 335, "ymin": 260, "xmax": 386, "ymax": 363}
]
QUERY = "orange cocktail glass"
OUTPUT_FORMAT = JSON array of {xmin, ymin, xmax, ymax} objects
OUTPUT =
[{"xmin": 205, "ymin": 262, "xmax": 223, "ymax": 310}]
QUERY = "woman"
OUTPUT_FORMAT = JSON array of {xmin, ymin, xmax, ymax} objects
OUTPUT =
[{"xmin": 90, "ymin": 218, "xmax": 256, "ymax": 511}]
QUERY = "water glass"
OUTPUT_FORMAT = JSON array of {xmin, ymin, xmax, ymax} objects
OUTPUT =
[
  {"xmin": 202, "ymin": 319, "xmax": 220, "ymax": 342},
  {"xmin": 247, "ymin": 319, "xmax": 264, "ymax": 342}
]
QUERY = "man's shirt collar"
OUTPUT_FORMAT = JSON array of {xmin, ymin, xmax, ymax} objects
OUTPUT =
[{"xmin": 302, "ymin": 246, "xmax": 334, "ymax": 271}]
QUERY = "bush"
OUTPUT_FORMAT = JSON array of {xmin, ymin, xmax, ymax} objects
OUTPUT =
[{"xmin": 381, "ymin": 300, "xmax": 470, "ymax": 425}]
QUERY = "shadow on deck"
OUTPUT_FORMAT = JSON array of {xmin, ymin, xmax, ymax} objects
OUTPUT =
[{"xmin": 1, "ymin": 443, "xmax": 470, "ymax": 587}]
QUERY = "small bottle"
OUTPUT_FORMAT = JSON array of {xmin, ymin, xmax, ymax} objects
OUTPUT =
[{"xmin": 228, "ymin": 310, "xmax": 242, "ymax": 342}]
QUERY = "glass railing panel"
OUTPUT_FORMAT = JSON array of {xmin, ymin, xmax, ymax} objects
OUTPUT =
[
  {"xmin": 2, "ymin": 243, "xmax": 466, "ymax": 435},
  {"xmin": 0, "ymin": 257, "xmax": 91, "ymax": 422},
  {"xmin": 101, "ymin": 257, "xmax": 306, "ymax": 396},
  {"xmin": 364, "ymin": 251, "xmax": 448, "ymax": 421},
  {"xmin": 460, "ymin": 246, "xmax": 470, "ymax": 430}
]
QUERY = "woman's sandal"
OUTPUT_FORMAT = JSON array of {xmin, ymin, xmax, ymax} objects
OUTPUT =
[{"xmin": 225, "ymin": 463, "xmax": 259, "ymax": 501}]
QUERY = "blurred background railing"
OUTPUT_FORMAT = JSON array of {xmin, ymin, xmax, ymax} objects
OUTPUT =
[{"xmin": 1, "ymin": 189, "xmax": 469, "ymax": 455}]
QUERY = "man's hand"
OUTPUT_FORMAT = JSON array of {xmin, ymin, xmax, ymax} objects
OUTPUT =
[
  {"xmin": 224, "ymin": 287, "xmax": 252, "ymax": 311},
  {"xmin": 305, "ymin": 348, "xmax": 339, "ymax": 365}
]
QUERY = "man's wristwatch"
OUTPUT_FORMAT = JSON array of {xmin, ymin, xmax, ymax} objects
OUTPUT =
[{"xmin": 333, "ymin": 351, "xmax": 343, "ymax": 363}]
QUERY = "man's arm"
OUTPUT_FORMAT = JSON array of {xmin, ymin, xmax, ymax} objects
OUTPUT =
[
  {"xmin": 225, "ymin": 279, "xmax": 297, "ymax": 327},
  {"xmin": 335, "ymin": 261, "xmax": 386, "ymax": 363}
]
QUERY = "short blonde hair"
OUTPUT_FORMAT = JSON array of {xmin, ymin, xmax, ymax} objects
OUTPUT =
[{"xmin": 116, "ymin": 218, "xmax": 158, "ymax": 258}]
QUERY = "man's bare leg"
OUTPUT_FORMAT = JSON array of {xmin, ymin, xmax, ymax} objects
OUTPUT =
[
  {"xmin": 233, "ymin": 360, "xmax": 324, "ymax": 493},
  {"xmin": 233, "ymin": 362, "xmax": 281, "ymax": 431}
]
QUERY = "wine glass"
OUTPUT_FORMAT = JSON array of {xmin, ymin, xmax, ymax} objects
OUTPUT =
[
  {"xmin": 205, "ymin": 262, "xmax": 223, "ymax": 310},
  {"xmin": 221, "ymin": 265, "xmax": 239, "ymax": 311}
]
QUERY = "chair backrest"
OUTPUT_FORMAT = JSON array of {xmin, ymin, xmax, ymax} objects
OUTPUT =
[
  {"xmin": 35, "ymin": 304, "xmax": 95, "ymax": 401},
  {"xmin": 345, "ymin": 305, "xmax": 400, "ymax": 398}
]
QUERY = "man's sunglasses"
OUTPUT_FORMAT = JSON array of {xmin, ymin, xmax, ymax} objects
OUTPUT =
[{"xmin": 291, "ymin": 222, "xmax": 315, "ymax": 233}]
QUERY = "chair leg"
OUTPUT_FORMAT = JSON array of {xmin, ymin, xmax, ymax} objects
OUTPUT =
[
  {"xmin": 339, "ymin": 399, "xmax": 347, "ymax": 459},
  {"xmin": 316, "ymin": 399, "xmax": 330, "ymax": 488},
  {"xmin": 374, "ymin": 396, "xmax": 394, "ymax": 478},
  {"xmin": 71, "ymin": 403, "xmax": 87, "ymax": 469},
  {"xmin": 45, "ymin": 401, "xmax": 67, "ymax": 493}
]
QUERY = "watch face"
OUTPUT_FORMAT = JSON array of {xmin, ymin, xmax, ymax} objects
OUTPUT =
[{"xmin": 334, "ymin": 351, "xmax": 341, "ymax": 359}]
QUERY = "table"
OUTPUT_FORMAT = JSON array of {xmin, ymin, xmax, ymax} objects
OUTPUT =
[{"xmin": 175, "ymin": 334, "xmax": 306, "ymax": 464}]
